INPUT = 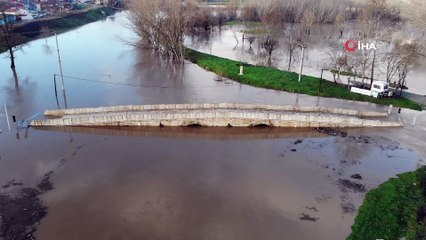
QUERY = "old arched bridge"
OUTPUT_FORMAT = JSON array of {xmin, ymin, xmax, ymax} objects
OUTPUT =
[{"xmin": 30, "ymin": 103, "xmax": 401, "ymax": 128}]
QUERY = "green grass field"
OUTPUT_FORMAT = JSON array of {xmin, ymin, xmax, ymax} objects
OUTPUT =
[
  {"xmin": 348, "ymin": 167, "xmax": 426, "ymax": 240},
  {"xmin": 185, "ymin": 49, "xmax": 422, "ymax": 110},
  {"xmin": 226, "ymin": 20, "xmax": 263, "ymax": 26}
]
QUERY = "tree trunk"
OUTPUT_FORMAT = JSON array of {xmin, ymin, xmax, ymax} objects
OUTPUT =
[
  {"xmin": 337, "ymin": 69, "xmax": 341, "ymax": 84},
  {"xmin": 370, "ymin": 50, "xmax": 376, "ymax": 88},
  {"xmin": 9, "ymin": 47, "xmax": 15, "ymax": 69},
  {"xmin": 268, "ymin": 52, "xmax": 272, "ymax": 66}
]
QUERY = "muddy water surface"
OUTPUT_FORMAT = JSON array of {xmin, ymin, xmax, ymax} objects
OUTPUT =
[{"xmin": 1, "ymin": 125, "xmax": 420, "ymax": 240}]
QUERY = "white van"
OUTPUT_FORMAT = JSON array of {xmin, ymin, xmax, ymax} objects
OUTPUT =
[
  {"xmin": 350, "ymin": 81, "xmax": 393, "ymax": 98},
  {"xmin": 371, "ymin": 81, "xmax": 390, "ymax": 98}
]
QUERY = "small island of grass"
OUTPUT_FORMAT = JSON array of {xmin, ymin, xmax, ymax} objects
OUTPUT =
[{"xmin": 348, "ymin": 166, "xmax": 426, "ymax": 240}]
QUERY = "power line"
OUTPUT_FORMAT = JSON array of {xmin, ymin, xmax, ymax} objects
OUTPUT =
[
  {"xmin": 59, "ymin": 74, "xmax": 233, "ymax": 89},
  {"xmin": 6, "ymin": 29, "xmax": 53, "ymax": 35},
  {"xmin": 5, "ymin": 27, "xmax": 84, "ymax": 36}
]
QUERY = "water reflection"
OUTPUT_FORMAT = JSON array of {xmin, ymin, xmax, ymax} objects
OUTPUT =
[
  {"xmin": 131, "ymin": 48, "xmax": 185, "ymax": 84},
  {"xmin": 12, "ymin": 68, "xmax": 19, "ymax": 90},
  {"xmin": 33, "ymin": 126, "xmax": 325, "ymax": 140},
  {"xmin": 1, "ymin": 72, "xmax": 37, "ymax": 121},
  {"xmin": 42, "ymin": 42, "xmax": 53, "ymax": 56}
]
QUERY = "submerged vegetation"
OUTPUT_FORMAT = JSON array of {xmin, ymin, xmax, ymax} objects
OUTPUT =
[
  {"xmin": 348, "ymin": 166, "xmax": 426, "ymax": 240},
  {"xmin": 185, "ymin": 49, "xmax": 422, "ymax": 110}
]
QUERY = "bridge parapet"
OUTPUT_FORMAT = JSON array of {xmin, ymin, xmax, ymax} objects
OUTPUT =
[
  {"xmin": 31, "ymin": 103, "xmax": 400, "ymax": 128},
  {"xmin": 43, "ymin": 103, "xmax": 388, "ymax": 118}
]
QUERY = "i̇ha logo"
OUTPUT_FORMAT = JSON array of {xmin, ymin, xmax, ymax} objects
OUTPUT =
[{"xmin": 345, "ymin": 39, "xmax": 377, "ymax": 52}]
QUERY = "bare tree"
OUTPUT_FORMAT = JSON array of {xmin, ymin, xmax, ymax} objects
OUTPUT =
[
  {"xmin": 242, "ymin": 0, "xmax": 360, "ymax": 26},
  {"xmin": 335, "ymin": 8, "xmax": 351, "ymax": 38},
  {"xmin": 300, "ymin": 7, "xmax": 316, "ymax": 35},
  {"xmin": 261, "ymin": 35, "xmax": 279, "ymax": 65},
  {"xmin": 259, "ymin": 0, "xmax": 283, "ymax": 29},
  {"xmin": 224, "ymin": 5, "xmax": 237, "ymax": 21},
  {"xmin": 279, "ymin": 0, "xmax": 305, "ymax": 23},
  {"xmin": 127, "ymin": 0, "xmax": 187, "ymax": 62},
  {"xmin": 344, "ymin": 47, "xmax": 373, "ymax": 88},
  {"xmin": 314, "ymin": 0, "xmax": 340, "ymax": 24},
  {"xmin": 382, "ymin": 48, "xmax": 399, "ymax": 84},
  {"xmin": 240, "ymin": 5, "xmax": 260, "ymax": 22},
  {"xmin": 326, "ymin": 45, "xmax": 348, "ymax": 84},
  {"xmin": 392, "ymin": 40, "xmax": 424, "ymax": 95},
  {"xmin": 354, "ymin": 0, "xmax": 398, "ymax": 87},
  {"xmin": 403, "ymin": 0, "xmax": 426, "ymax": 33},
  {"xmin": 187, "ymin": 6, "xmax": 214, "ymax": 32},
  {"xmin": 283, "ymin": 25, "xmax": 302, "ymax": 71},
  {"xmin": 215, "ymin": 7, "xmax": 228, "ymax": 28},
  {"xmin": 246, "ymin": 36, "xmax": 256, "ymax": 48},
  {"xmin": 358, "ymin": 50, "xmax": 373, "ymax": 87},
  {"xmin": 0, "ymin": 2, "xmax": 24, "ymax": 70},
  {"xmin": 357, "ymin": 0, "xmax": 400, "ymax": 39}
]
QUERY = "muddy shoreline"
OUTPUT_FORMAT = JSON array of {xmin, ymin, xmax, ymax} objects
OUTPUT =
[{"xmin": 0, "ymin": 173, "xmax": 53, "ymax": 240}]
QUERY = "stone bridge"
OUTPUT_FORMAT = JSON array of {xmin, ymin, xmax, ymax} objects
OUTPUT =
[{"xmin": 30, "ymin": 103, "xmax": 401, "ymax": 128}]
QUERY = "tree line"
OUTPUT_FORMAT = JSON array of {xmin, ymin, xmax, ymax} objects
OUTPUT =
[
  {"xmin": 127, "ymin": 0, "xmax": 425, "ymax": 94},
  {"xmin": 1, "ymin": 0, "xmax": 424, "ymax": 93}
]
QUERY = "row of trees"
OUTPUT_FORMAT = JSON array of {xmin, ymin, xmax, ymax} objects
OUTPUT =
[
  {"xmin": 325, "ymin": 38, "xmax": 423, "ymax": 95},
  {"xmin": 127, "ymin": 0, "xmax": 424, "ymax": 57},
  {"xmin": 233, "ymin": 0, "xmax": 425, "ymax": 93},
  {"xmin": 127, "ymin": 0, "xmax": 424, "ymax": 94},
  {"xmin": 239, "ymin": 0, "xmax": 401, "ymax": 30},
  {"xmin": 1, "ymin": 0, "xmax": 423, "ymax": 94}
]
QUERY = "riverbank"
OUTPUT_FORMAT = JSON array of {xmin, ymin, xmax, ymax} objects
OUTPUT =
[
  {"xmin": 185, "ymin": 49, "xmax": 422, "ymax": 111},
  {"xmin": 0, "ymin": 7, "xmax": 117, "ymax": 52},
  {"xmin": 348, "ymin": 166, "xmax": 426, "ymax": 240}
]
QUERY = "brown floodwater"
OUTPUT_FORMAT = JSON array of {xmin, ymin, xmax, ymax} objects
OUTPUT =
[
  {"xmin": 1, "ymin": 125, "xmax": 422, "ymax": 240},
  {"xmin": 0, "ymin": 12, "xmax": 425, "ymax": 240}
]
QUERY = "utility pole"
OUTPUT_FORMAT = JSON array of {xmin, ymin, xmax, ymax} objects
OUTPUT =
[
  {"xmin": 370, "ymin": 48, "xmax": 376, "ymax": 87},
  {"xmin": 55, "ymin": 32, "xmax": 65, "ymax": 92},
  {"xmin": 209, "ymin": 25, "xmax": 213, "ymax": 55},
  {"xmin": 298, "ymin": 44, "xmax": 305, "ymax": 83},
  {"xmin": 239, "ymin": 33, "xmax": 245, "ymax": 75}
]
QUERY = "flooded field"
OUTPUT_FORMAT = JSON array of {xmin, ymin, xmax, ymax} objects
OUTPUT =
[
  {"xmin": 188, "ymin": 24, "xmax": 426, "ymax": 95},
  {"xmin": 0, "ymin": 12, "xmax": 425, "ymax": 240}
]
